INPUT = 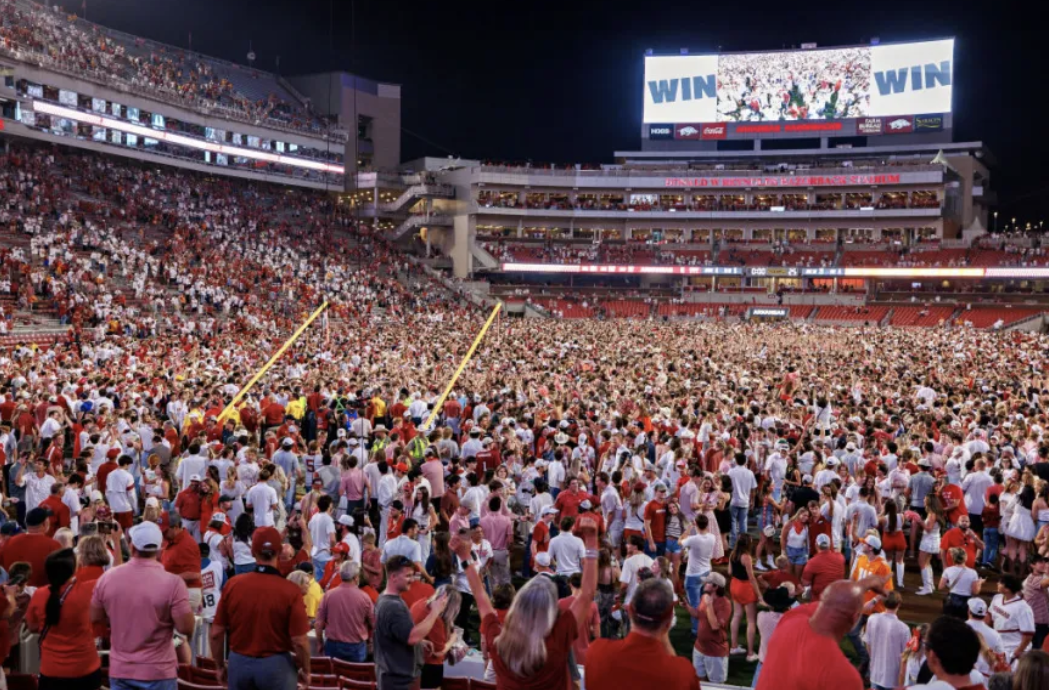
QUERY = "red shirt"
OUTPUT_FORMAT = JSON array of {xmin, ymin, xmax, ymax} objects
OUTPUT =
[
  {"xmin": 557, "ymin": 596, "xmax": 600, "ymax": 665},
  {"xmin": 277, "ymin": 548, "xmax": 310, "ymax": 577},
  {"xmin": 586, "ymin": 632, "xmax": 699, "ymax": 690},
  {"xmin": 643, "ymin": 500, "xmax": 668, "ymax": 542},
  {"xmin": 39, "ymin": 495, "xmax": 71, "ymax": 536},
  {"xmin": 1, "ymin": 533, "xmax": 62, "ymax": 587},
  {"xmin": 801, "ymin": 550, "xmax": 846, "ymax": 600},
  {"xmin": 96, "ymin": 461, "xmax": 118, "ymax": 496},
  {"xmin": 401, "ymin": 580, "xmax": 435, "ymax": 611},
  {"xmin": 174, "ymin": 488, "xmax": 203, "ymax": 520},
  {"xmin": 213, "ymin": 569, "xmax": 310, "ymax": 657},
  {"xmin": 481, "ymin": 610, "xmax": 577, "ymax": 690},
  {"xmin": 755, "ymin": 603, "xmax": 863, "ymax": 690},
  {"xmin": 411, "ymin": 598, "xmax": 449, "ymax": 665},
  {"xmin": 532, "ymin": 521, "xmax": 551, "ymax": 557},
  {"xmin": 763, "ymin": 568, "xmax": 802, "ymax": 590},
  {"xmin": 0, "ymin": 594, "xmax": 9, "ymax": 662},
  {"xmin": 553, "ymin": 489, "xmax": 588, "ymax": 519},
  {"xmin": 694, "ymin": 594, "xmax": 731, "ymax": 657},
  {"xmin": 26, "ymin": 580, "xmax": 101, "ymax": 678},
  {"xmin": 263, "ymin": 402, "xmax": 286, "ymax": 426},
  {"xmin": 941, "ymin": 527, "xmax": 979, "ymax": 568},
  {"xmin": 940, "ymin": 484, "xmax": 966, "ymax": 525},
  {"xmin": 162, "ymin": 530, "xmax": 202, "ymax": 589}
]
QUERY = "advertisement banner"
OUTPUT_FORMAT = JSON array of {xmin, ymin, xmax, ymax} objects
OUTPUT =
[
  {"xmin": 883, "ymin": 115, "xmax": 914, "ymax": 134},
  {"xmin": 663, "ymin": 173, "xmax": 902, "ymax": 188},
  {"xmin": 858, "ymin": 117, "xmax": 883, "ymax": 134},
  {"xmin": 868, "ymin": 39, "xmax": 954, "ymax": 116},
  {"xmin": 914, "ymin": 114, "xmax": 944, "ymax": 131},
  {"xmin": 700, "ymin": 123, "xmax": 727, "ymax": 139},
  {"xmin": 647, "ymin": 124, "xmax": 674, "ymax": 140},
  {"xmin": 643, "ymin": 55, "xmax": 719, "ymax": 124},
  {"xmin": 673, "ymin": 124, "xmax": 703, "ymax": 140}
]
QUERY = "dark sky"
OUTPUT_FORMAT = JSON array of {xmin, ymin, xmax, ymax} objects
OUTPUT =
[{"xmin": 55, "ymin": 0, "xmax": 1048, "ymax": 223}]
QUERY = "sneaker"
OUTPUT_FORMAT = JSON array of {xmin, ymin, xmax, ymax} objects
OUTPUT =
[
  {"xmin": 914, "ymin": 587, "xmax": 931, "ymax": 596},
  {"xmin": 747, "ymin": 654, "xmax": 760, "ymax": 663},
  {"xmin": 766, "ymin": 557, "xmax": 776, "ymax": 569},
  {"xmin": 754, "ymin": 562, "xmax": 768, "ymax": 572},
  {"xmin": 730, "ymin": 646, "xmax": 747, "ymax": 655}
]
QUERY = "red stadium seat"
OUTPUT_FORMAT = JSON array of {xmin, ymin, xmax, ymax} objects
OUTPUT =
[
  {"xmin": 332, "ymin": 659, "xmax": 376, "ymax": 682},
  {"xmin": 308, "ymin": 675, "xmax": 341, "ymax": 688},
  {"xmin": 338, "ymin": 679, "xmax": 376, "ymax": 690},
  {"xmin": 195, "ymin": 657, "xmax": 220, "ymax": 671},
  {"xmin": 310, "ymin": 657, "xmax": 335, "ymax": 674},
  {"xmin": 4, "ymin": 675, "xmax": 38, "ymax": 690}
]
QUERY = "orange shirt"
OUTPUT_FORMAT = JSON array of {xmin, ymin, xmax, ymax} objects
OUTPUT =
[{"xmin": 852, "ymin": 554, "xmax": 894, "ymax": 613}]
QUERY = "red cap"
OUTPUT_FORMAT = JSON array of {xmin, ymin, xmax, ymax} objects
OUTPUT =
[
  {"xmin": 95, "ymin": 506, "xmax": 113, "ymax": 520},
  {"xmin": 251, "ymin": 527, "xmax": 284, "ymax": 556},
  {"xmin": 633, "ymin": 481, "xmax": 647, "ymax": 493},
  {"xmin": 158, "ymin": 511, "xmax": 171, "ymax": 531},
  {"xmin": 333, "ymin": 542, "xmax": 350, "ymax": 556},
  {"xmin": 107, "ymin": 448, "xmax": 121, "ymax": 459},
  {"xmin": 396, "ymin": 463, "xmax": 409, "ymax": 473}
]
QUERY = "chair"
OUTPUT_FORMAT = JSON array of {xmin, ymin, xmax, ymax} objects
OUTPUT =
[
  {"xmin": 195, "ymin": 657, "xmax": 220, "ymax": 671},
  {"xmin": 310, "ymin": 656, "xmax": 334, "ymax": 674},
  {"xmin": 176, "ymin": 680, "xmax": 224, "ymax": 690},
  {"xmin": 187, "ymin": 667, "xmax": 222, "ymax": 684},
  {"xmin": 308, "ymin": 674, "xmax": 340, "ymax": 687},
  {"xmin": 472, "ymin": 681, "xmax": 497, "ymax": 690},
  {"xmin": 331, "ymin": 659, "xmax": 376, "ymax": 682},
  {"xmin": 4, "ymin": 675, "xmax": 39, "ymax": 690},
  {"xmin": 337, "ymin": 679, "xmax": 375, "ymax": 690}
]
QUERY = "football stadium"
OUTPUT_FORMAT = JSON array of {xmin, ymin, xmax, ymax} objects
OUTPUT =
[{"xmin": 1, "ymin": 2, "xmax": 1047, "ymax": 689}]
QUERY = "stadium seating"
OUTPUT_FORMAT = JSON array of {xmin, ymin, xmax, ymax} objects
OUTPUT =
[
  {"xmin": 814, "ymin": 306, "xmax": 890, "ymax": 323},
  {"xmin": 888, "ymin": 306, "xmax": 956, "ymax": 327},
  {"xmin": 602, "ymin": 300, "xmax": 650, "ymax": 318},
  {"xmin": 958, "ymin": 307, "xmax": 1044, "ymax": 329}
]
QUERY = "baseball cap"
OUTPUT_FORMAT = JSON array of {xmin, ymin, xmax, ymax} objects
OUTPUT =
[
  {"xmin": 145, "ymin": 497, "xmax": 160, "ymax": 508},
  {"xmin": 541, "ymin": 507, "xmax": 560, "ymax": 516},
  {"xmin": 251, "ymin": 527, "xmax": 284, "ymax": 556},
  {"xmin": 129, "ymin": 521, "xmax": 164, "ymax": 552},
  {"xmin": 968, "ymin": 598, "xmax": 987, "ymax": 617},
  {"xmin": 282, "ymin": 438, "xmax": 294, "ymax": 447},
  {"xmin": 25, "ymin": 508, "xmax": 51, "ymax": 527},
  {"xmin": 535, "ymin": 552, "xmax": 553, "ymax": 567},
  {"xmin": 106, "ymin": 448, "xmax": 121, "ymax": 459},
  {"xmin": 802, "ymin": 475, "xmax": 814, "ymax": 484},
  {"xmin": 333, "ymin": 542, "xmax": 351, "ymax": 555},
  {"xmin": 580, "ymin": 500, "xmax": 592, "ymax": 510},
  {"xmin": 90, "ymin": 490, "xmax": 104, "ymax": 503},
  {"xmin": 815, "ymin": 534, "xmax": 831, "ymax": 548},
  {"xmin": 704, "ymin": 572, "xmax": 727, "ymax": 588},
  {"xmin": 189, "ymin": 474, "xmax": 202, "ymax": 482},
  {"xmin": 210, "ymin": 512, "xmax": 227, "ymax": 525},
  {"xmin": 863, "ymin": 535, "xmax": 882, "ymax": 551},
  {"xmin": 338, "ymin": 515, "xmax": 355, "ymax": 527}
]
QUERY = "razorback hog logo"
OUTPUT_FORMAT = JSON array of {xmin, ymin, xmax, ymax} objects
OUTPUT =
[
  {"xmin": 888, "ymin": 118, "xmax": 911, "ymax": 130},
  {"xmin": 678, "ymin": 126, "xmax": 699, "ymax": 137}
]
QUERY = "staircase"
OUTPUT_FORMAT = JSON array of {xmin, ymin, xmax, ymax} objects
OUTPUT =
[
  {"xmin": 470, "ymin": 242, "xmax": 500, "ymax": 271},
  {"xmin": 390, "ymin": 214, "xmax": 453, "ymax": 241},
  {"xmin": 380, "ymin": 185, "xmax": 455, "ymax": 214}
]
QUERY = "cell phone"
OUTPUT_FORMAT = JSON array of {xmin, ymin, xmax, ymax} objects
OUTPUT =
[
  {"xmin": 6, "ymin": 574, "xmax": 27, "ymax": 588},
  {"xmin": 98, "ymin": 521, "xmax": 114, "ymax": 535},
  {"xmin": 80, "ymin": 522, "xmax": 99, "ymax": 536}
]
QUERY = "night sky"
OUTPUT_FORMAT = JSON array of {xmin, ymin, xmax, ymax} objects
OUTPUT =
[{"xmin": 52, "ymin": 0, "xmax": 1047, "ymax": 223}]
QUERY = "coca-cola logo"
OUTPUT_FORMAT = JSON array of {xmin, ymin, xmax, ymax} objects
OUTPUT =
[{"xmin": 701, "ymin": 124, "xmax": 727, "ymax": 140}]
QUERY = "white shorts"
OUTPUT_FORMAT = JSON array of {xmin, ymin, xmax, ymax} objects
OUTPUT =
[{"xmin": 693, "ymin": 649, "xmax": 728, "ymax": 684}]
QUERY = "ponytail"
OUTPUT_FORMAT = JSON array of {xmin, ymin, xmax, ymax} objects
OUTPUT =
[{"xmin": 44, "ymin": 548, "xmax": 77, "ymax": 627}]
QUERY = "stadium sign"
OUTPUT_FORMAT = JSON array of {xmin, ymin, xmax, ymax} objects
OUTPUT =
[
  {"xmin": 648, "ymin": 124, "xmax": 674, "ymax": 140},
  {"xmin": 858, "ymin": 117, "xmax": 883, "ymax": 134},
  {"xmin": 500, "ymin": 264, "xmax": 1018, "ymax": 279},
  {"xmin": 663, "ymin": 174, "xmax": 902, "ymax": 188},
  {"xmin": 701, "ymin": 123, "xmax": 727, "ymax": 139},
  {"xmin": 883, "ymin": 116, "xmax": 914, "ymax": 134},
  {"xmin": 674, "ymin": 124, "xmax": 703, "ymax": 140},
  {"xmin": 749, "ymin": 307, "xmax": 789, "ymax": 318},
  {"xmin": 914, "ymin": 114, "xmax": 944, "ymax": 131}
]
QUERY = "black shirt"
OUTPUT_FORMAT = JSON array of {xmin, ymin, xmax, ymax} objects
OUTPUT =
[
  {"xmin": 374, "ymin": 594, "xmax": 421, "ymax": 690},
  {"xmin": 792, "ymin": 486, "xmax": 820, "ymax": 509}
]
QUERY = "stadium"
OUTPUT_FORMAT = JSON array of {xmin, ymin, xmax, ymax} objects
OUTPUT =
[{"xmin": 2, "ymin": 1, "xmax": 1049, "ymax": 689}]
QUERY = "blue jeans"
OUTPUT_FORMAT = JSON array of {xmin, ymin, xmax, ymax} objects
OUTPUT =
[
  {"xmin": 644, "ymin": 541, "xmax": 666, "ymax": 558},
  {"xmin": 685, "ymin": 572, "xmax": 709, "ymax": 635},
  {"xmin": 730, "ymin": 505, "xmax": 749, "ymax": 548},
  {"xmin": 325, "ymin": 639, "xmax": 367, "ymax": 662},
  {"xmin": 228, "ymin": 651, "xmax": 297, "ymax": 690},
  {"xmin": 751, "ymin": 661, "xmax": 762, "ymax": 688},
  {"xmin": 313, "ymin": 555, "xmax": 331, "ymax": 579},
  {"xmin": 982, "ymin": 527, "xmax": 999, "ymax": 565},
  {"xmin": 111, "ymin": 680, "xmax": 177, "ymax": 690},
  {"xmin": 844, "ymin": 614, "xmax": 869, "ymax": 672},
  {"xmin": 284, "ymin": 484, "xmax": 297, "ymax": 511}
]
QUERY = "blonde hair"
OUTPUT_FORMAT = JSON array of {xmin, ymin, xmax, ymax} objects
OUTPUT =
[
  {"xmin": 494, "ymin": 575, "xmax": 558, "ymax": 678},
  {"xmin": 287, "ymin": 571, "xmax": 310, "ymax": 587},
  {"xmin": 77, "ymin": 535, "xmax": 110, "ymax": 567}
]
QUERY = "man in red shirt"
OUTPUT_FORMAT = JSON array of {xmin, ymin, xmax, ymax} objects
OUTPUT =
[
  {"xmin": 938, "ymin": 476, "xmax": 967, "ymax": 527},
  {"xmin": 643, "ymin": 483, "xmax": 669, "ymax": 557},
  {"xmin": 587, "ymin": 577, "xmax": 699, "ymax": 690},
  {"xmin": 38, "ymin": 483, "xmax": 72, "ymax": 537},
  {"xmin": 0, "ymin": 508, "xmax": 62, "ymax": 586},
  {"xmin": 801, "ymin": 534, "xmax": 846, "ymax": 600},
  {"xmin": 941, "ymin": 514, "xmax": 984, "ymax": 568},
  {"xmin": 161, "ymin": 513, "xmax": 203, "ymax": 611},
  {"xmin": 174, "ymin": 477, "xmax": 204, "ymax": 541},
  {"xmin": 263, "ymin": 399, "xmax": 286, "ymax": 432},
  {"xmin": 95, "ymin": 448, "xmax": 121, "ymax": 494},
  {"xmin": 757, "ymin": 575, "xmax": 889, "ymax": 690},
  {"xmin": 210, "ymin": 526, "xmax": 311, "ymax": 685},
  {"xmin": 553, "ymin": 477, "xmax": 590, "ymax": 519},
  {"xmin": 531, "ymin": 507, "xmax": 558, "ymax": 570},
  {"xmin": 685, "ymin": 571, "xmax": 731, "ymax": 683}
]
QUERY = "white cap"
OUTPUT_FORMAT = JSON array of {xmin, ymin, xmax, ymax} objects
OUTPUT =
[
  {"xmin": 541, "ymin": 506, "xmax": 559, "ymax": 516},
  {"xmin": 863, "ymin": 535, "xmax": 882, "ymax": 551},
  {"xmin": 968, "ymin": 598, "xmax": 987, "ymax": 616},
  {"xmin": 815, "ymin": 534, "xmax": 831, "ymax": 548},
  {"xmin": 145, "ymin": 497, "xmax": 160, "ymax": 508},
  {"xmin": 337, "ymin": 429, "xmax": 347, "ymax": 438},
  {"xmin": 91, "ymin": 490, "xmax": 104, "ymax": 502},
  {"xmin": 338, "ymin": 514, "xmax": 355, "ymax": 527},
  {"xmin": 189, "ymin": 474, "xmax": 202, "ymax": 482},
  {"xmin": 130, "ymin": 521, "xmax": 164, "ymax": 551},
  {"xmin": 535, "ymin": 552, "xmax": 553, "ymax": 567},
  {"xmin": 210, "ymin": 512, "xmax": 227, "ymax": 524}
]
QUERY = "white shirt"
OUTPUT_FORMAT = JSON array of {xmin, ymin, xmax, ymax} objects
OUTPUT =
[
  {"xmin": 377, "ymin": 474, "xmax": 398, "ymax": 509},
  {"xmin": 22, "ymin": 472, "xmax": 56, "ymax": 512},
  {"xmin": 547, "ymin": 531, "xmax": 586, "ymax": 575},
  {"xmin": 862, "ymin": 611, "xmax": 910, "ymax": 689},
  {"xmin": 246, "ymin": 482, "xmax": 279, "ymax": 527},
  {"xmin": 962, "ymin": 471, "xmax": 993, "ymax": 514},
  {"xmin": 105, "ymin": 468, "xmax": 135, "ymax": 513},
  {"xmin": 681, "ymin": 532, "xmax": 715, "ymax": 576},
  {"xmin": 40, "ymin": 417, "xmax": 62, "ymax": 440},
  {"xmin": 204, "ymin": 529, "xmax": 228, "ymax": 571},
  {"xmin": 727, "ymin": 465, "xmax": 757, "ymax": 507},
  {"xmin": 547, "ymin": 461, "xmax": 566, "ymax": 490},
  {"xmin": 62, "ymin": 487, "xmax": 81, "ymax": 533},
  {"xmin": 941, "ymin": 565, "xmax": 979, "ymax": 596},
  {"xmin": 308, "ymin": 512, "xmax": 336, "ymax": 559},
  {"xmin": 176, "ymin": 454, "xmax": 207, "ymax": 489},
  {"xmin": 200, "ymin": 559, "xmax": 225, "ymax": 621},
  {"xmin": 342, "ymin": 532, "xmax": 362, "ymax": 566},
  {"xmin": 989, "ymin": 593, "xmax": 1036, "ymax": 657},
  {"xmin": 620, "ymin": 552, "xmax": 654, "ymax": 604},
  {"xmin": 967, "ymin": 618, "xmax": 1004, "ymax": 676},
  {"xmin": 382, "ymin": 534, "xmax": 423, "ymax": 565}
]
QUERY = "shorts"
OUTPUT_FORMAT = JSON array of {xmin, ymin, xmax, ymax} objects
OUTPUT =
[
  {"xmin": 786, "ymin": 545, "xmax": 809, "ymax": 566},
  {"xmin": 730, "ymin": 577, "xmax": 758, "ymax": 606},
  {"xmin": 693, "ymin": 649, "xmax": 728, "ymax": 683},
  {"xmin": 881, "ymin": 531, "xmax": 907, "ymax": 552},
  {"xmin": 665, "ymin": 537, "xmax": 682, "ymax": 555}
]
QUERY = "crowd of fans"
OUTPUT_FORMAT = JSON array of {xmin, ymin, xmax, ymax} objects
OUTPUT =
[{"xmin": 0, "ymin": 0, "xmax": 326, "ymax": 134}]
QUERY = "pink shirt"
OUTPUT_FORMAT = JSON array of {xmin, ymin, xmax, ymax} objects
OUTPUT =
[
  {"xmin": 340, "ymin": 469, "xmax": 366, "ymax": 501},
  {"xmin": 91, "ymin": 558, "xmax": 192, "ymax": 680},
  {"xmin": 317, "ymin": 584, "xmax": 375, "ymax": 644},
  {"xmin": 420, "ymin": 458, "xmax": 445, "ymax": 499},
  {"xmin": 480, "ymin": 512, "xmax": 514, "ymax": 551}
]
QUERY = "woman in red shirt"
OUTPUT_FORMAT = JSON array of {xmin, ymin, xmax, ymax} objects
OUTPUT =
[
  {"xmin": 454, "ymin": 515, "xmax": 600, "ymax": 690},
  {"xmin": 26, "ymin": 548, "xmax": 103, "ymax": 690},
  {"xmin": 410, "ymin": 586, "xmax": 463, "ymax": 690}
]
